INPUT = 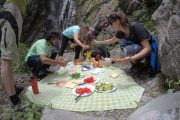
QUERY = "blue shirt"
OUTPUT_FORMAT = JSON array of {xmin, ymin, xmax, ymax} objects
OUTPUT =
[{"xmin": 63, "ymin": 25, "xmax": 80, "ymax": 39}]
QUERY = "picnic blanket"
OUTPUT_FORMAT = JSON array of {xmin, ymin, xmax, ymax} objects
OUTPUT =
[{"xmin": 26, "ymin": 65, "xmax": 144, "ymax": 112}]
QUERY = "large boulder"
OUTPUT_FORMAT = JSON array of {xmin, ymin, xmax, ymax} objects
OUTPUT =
[{"xmin": 152, "ymin": 0, "xmax": 180, "ymax": 80}]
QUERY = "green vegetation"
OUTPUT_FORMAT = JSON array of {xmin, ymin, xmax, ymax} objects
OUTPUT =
[
  {"xmin": 131, "ymin": 10, "xmax": 154, "ymax": 33},
  {"xmin": 0, "ymin": 0, "xmax": 6, "ymax": 5},
  {"xmin": 2, "ymin": 100, "xmax": 46, "ymax": 120},
  {"xmin": 14, "ymin": 42, "xmax": 30, "ymax": 73},
  {"xmin": 165, "ymin": 79, "xmax": 180, "ymax": 93}
]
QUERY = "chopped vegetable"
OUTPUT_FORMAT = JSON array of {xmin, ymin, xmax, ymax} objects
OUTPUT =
[
  {"xmin": 71, "ymin": 72, "xmax": 81, "ymax": 78},
  {"xmin": 96, "ymin": 83, "xmax": 114, "ymax": 91}
]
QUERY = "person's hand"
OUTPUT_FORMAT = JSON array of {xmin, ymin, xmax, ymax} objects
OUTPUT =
[
  {"xmin": 82, "ymin": 44, "xmax": 90, "ymax": 49},
  {"xmin": 69, "ymin": 43, "xmax": 77, "ymax": 49},
  {"xmin": 56, "ymin": 56, "xmax": 64, "ymax": 61},
  {"xmin": 58, "ymin": 60, "xmax": 67, "ymax": 67},
  {"xmin": 91, "ymin": 40, "xmax": 101, "ymax": 45},
  {"xmin": 112, "ymin": 58, "xmax": 121, "ymax": 62},
  {"xmin": 112, "ymin": 57, "xmax": 132, "ymax": 63}
]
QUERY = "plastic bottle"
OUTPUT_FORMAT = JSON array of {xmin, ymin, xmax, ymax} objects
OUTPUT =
[{"xmin": 31, "ymin": 77, "xmax": 39, "ymax": 94}]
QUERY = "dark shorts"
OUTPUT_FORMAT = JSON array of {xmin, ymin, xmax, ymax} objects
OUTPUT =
[
  {"xmin": 119, "ymin": 39, "xmax": 142, "ymax": 57},
  {"xmin": 59, "ymin": 35, "xmax": 82, "ymax": 59},
  {"xmin": 26, "ymin": 52, "xmax": 57, "ymax": 76}
]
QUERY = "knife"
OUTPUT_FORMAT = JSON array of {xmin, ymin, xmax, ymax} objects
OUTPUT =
[{"xmin": 75, "ymin": 92, "xmax": 85, "ymax": 102}]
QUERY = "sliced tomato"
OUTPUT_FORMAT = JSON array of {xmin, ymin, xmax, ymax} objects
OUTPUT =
[
  {"xmin": 75, "ymin": 87, "xmax": 92, "ymax": 94},
  {"xmin": 83, "ymin": 77, "xmax": 95, "ymax": 84},
  {"xmin": 85, "ymin": 88, "xmax": 91, "ymax": 94},
  {"xmin": 75, "ymin": 88, "xmax": 83, "ymax": 94}
]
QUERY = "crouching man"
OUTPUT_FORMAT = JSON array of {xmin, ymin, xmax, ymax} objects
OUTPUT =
[{"xmin": 25, "ymin": 31, "xmax": 67, "ymax": 79}]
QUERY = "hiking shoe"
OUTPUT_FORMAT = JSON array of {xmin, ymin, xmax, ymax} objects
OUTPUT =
[
  {"xmin": 125, "ymin": 66, "xmax": 140, "ymax": 75},
  {"xmin": 9, "ymin": 94, "xmax": 21, "ymax": 106},
  {"xmin": 125, "ymin": 62, "xmax": 145, "ymax": 76},
  {"xmin": 15, "ymin": 86, "xmax": 24, "ymax": 95}
]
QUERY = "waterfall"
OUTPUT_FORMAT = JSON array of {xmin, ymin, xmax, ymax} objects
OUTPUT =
[
  {"xmin": 47, "ymin": 0, "xmax": 76, "ymax": 53},
  {"xmin": 48, "ymin": 0, "xmax": 76, "ymax": 34}
]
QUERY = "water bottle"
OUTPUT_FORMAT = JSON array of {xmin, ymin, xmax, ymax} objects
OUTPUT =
[{"xmin": 31, "ymin": 77, "xmax": 39, "ymax": 94}]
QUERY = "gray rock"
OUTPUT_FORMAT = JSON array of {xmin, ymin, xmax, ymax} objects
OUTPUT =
[
  {"xmin": 41, "ymin": 108, "xmax": 110, "ymax": 120},
  {"xmin": 152, "ymin": 0, "xmax": 180, "ymax": 80}
]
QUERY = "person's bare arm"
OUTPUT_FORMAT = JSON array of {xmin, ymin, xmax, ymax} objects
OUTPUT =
[
  {"xmin": 73, "ymin": 33, "xmax": 89, "ymax": 49},
  {"xmin": 131, "ymin": 39, "xmax": 151, "ymax": 61},
  {"xmin": 113, "ymin": 39, "xmax": 151, "ymax": 63},
  {"xmin": 73, "ymin": 33, "xmax": 84, "ymax": 47},
  {"xmin": 92, "ymin": 36, "xmax": 119, "ymax": 45},
  {"xmin": 39, "ymin": 55, "xmax": 66, "ymax": 66}
]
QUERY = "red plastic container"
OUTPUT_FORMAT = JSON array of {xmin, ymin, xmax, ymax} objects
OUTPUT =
[
  {"xmin": 95, "ymin": 55, "xmax": 102, "ymax": 61},
  {"xmin": 31, "ymin": 78, "xmax": 39, "ymax": 94}
]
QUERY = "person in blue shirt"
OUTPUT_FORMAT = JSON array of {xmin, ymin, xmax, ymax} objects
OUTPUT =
[{"xmin": 58, "ymin": 25, "xmax": 91, "ymax": 59}]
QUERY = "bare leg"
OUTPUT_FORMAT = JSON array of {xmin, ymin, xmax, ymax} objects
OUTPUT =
[
  {"xmin": 0, "ymin": 62, "xmax": 4, "ymax": 90},
  {"xmin": 1, "ymin": 59, "xmax": 16, "ymax": 96},
  {"xmin": 0, "ymin": 77, "xmax": 3, "ymax": 90}
]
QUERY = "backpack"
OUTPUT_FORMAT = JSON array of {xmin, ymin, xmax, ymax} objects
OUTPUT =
[
  {"xmin": 148, "ymin": 36, "xmax": 161, "ymax": 74},
  {"xmin": 91, "ymin": 46, "xmax": 110, "ymax": 58}
]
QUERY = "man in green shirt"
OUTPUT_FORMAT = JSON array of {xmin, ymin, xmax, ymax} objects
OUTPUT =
[{"xmin": 25, "ymin": 32, "xmax": 67, "ymax": 79}]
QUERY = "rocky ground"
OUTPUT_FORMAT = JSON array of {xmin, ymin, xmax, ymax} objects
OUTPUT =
[{"xmin": 0, "ymin": 48, "xmax": 165, "ymax": 119}]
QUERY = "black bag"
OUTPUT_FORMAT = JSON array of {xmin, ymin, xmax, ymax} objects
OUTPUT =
[{"xmin": 91, "ymin": 47, "xmax": 110, "ymax": 58}]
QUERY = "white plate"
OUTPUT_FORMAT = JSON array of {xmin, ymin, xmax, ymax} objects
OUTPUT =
[
  {"xmin": 72, "ymin": 84, "xmax": 95, "ymax": 97},
  {"xmin": 90, "ymin": 68, "xmax": 105, "ymax": 75},
  {"xmin": 83, "ymin": 75, "xmax": 99, "ymax": 84},
  {"xmin": 95, "ymin": 83, "xmax": 116, "ymax": 93}
]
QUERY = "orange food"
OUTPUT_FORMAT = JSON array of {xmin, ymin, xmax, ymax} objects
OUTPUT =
[{"xmin": 93, "ymin": 60, "xmax": 98, "ymax": 68}]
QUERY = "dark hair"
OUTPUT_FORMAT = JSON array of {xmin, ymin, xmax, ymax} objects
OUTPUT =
[
  {"xmin": 107, "ymin": 10, "xmax": 130, "ymax": 28},
  {"xmin": 83, "ymin": 28, "xmax": 96, "ymax": 45},
  {"xmin": 45, "ymin": 31, "xmax": 59, "ymax": 41}
]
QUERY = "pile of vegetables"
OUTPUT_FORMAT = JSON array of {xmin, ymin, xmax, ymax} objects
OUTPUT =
[
  {"xmin": 71, "ymin": 72, "xmax": 81, "ymax": 78},
  {"xmin": 96, "ymin": 83, "xmax": 114, "ymax": 91}
]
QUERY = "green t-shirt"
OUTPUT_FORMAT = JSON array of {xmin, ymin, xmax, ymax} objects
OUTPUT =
[{"xmin": 25, "ymin": 39, "xmax": 53, "ymax": 62}]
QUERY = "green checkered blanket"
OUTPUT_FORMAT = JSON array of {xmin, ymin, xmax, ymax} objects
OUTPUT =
[{"xmin": 26, "ymin": 65, "xmax": 144, "ymax": 112}]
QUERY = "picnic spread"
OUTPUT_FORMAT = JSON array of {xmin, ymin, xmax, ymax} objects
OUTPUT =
[{"xmin": 26, "ymin": 61, "xmax": 144, "ymax": 112}]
